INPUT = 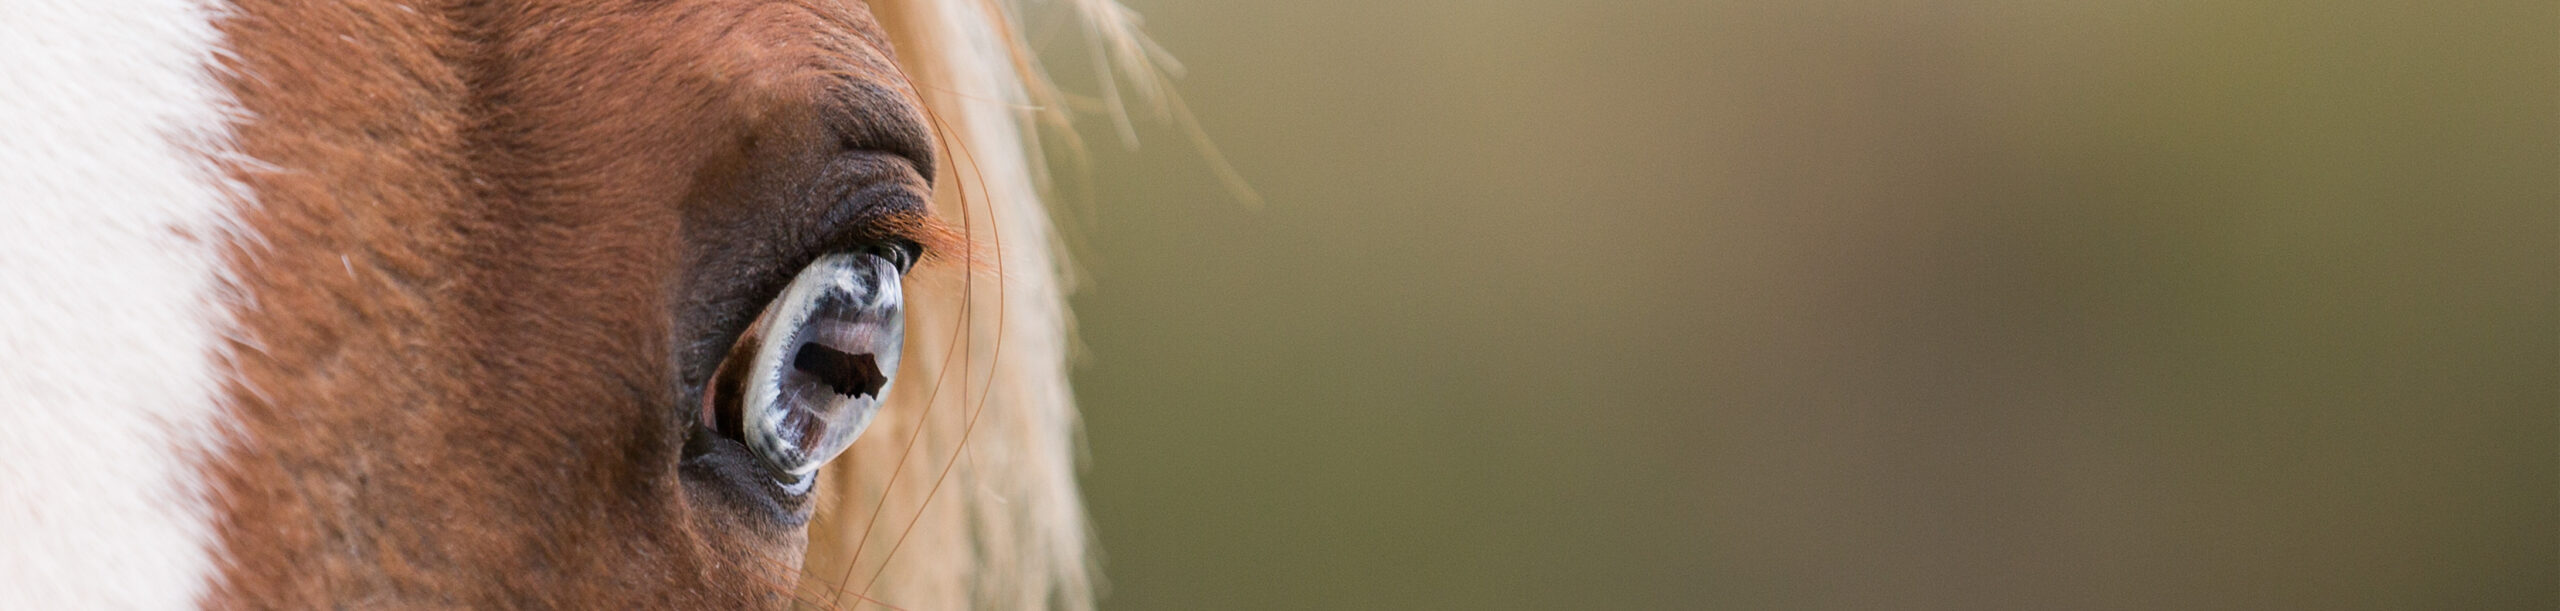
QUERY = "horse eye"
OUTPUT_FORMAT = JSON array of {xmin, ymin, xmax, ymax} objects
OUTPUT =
[{"xmin": 713, "ymin": 252, "xmax": 905, "ymax": 482}]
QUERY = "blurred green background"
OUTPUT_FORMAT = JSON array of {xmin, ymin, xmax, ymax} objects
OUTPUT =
[{"xmin": 1032, "ymin": 1, "xmax": 2555, "ymax": 609}]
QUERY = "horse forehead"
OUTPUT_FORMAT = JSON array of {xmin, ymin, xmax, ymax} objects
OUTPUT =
[
  {"xmin": 0, "ymin": 0, "xmax": 245, "ymax": 607},
  {"xmin": 516, "ymin": 0, "xmax": 902, "ymax": 86}
]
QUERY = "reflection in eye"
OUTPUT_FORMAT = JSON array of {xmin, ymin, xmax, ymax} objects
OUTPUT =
[{"xmin": 718, "ymin": 252, "xmax": 905, "ymax": 484}]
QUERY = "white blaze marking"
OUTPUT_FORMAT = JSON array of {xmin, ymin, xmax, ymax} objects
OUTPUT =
[{"xmin": 0, "ymin": 0, "xmax": 248, "ymax": 607}]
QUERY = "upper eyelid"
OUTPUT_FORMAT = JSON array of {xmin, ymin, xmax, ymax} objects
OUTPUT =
[
  {"xmin": 800, "ymin": 176, "xmax": 956, "ymax": 271},
  {"xmin": 822, "ymin": 80, "xmax": 937, "ymax": 183}
]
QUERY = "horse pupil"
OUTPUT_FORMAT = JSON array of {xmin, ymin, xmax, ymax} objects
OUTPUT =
[{"xmin": 791, "ymin": 341, "xmax": 884, "ymax": 399}]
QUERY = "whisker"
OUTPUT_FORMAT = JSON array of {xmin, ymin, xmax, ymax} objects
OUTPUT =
[
  {"xmin": 829, "ymin": 52, "xmax": 990, "ymax": 608},
  {"xmin": 856, "ymin": 92, "xmax": 1008, "ymax": 603}
]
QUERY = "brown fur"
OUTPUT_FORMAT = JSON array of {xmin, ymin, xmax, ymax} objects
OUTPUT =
[{"xmin": 200, "ymin": 0, "xmax": 1026, "ymax": 606}]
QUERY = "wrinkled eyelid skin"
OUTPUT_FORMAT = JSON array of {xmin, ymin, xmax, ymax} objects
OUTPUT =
[{"xmin": 821, "ymin": 79, "xmax": 939, "ymax": 183}]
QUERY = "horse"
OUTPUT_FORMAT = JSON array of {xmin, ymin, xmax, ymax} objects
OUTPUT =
[{"xmin": 0, "ymin": 0, "xmax": 1147, "ymax": 607}]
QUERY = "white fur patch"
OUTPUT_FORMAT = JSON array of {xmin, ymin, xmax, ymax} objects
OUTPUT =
[{"xmin": 0, "ymin": 0, "xmax": 247, "ymax": 607}]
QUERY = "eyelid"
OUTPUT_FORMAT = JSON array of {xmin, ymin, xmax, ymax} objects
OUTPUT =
[{"xmin": 825, "ymin": 82, "xmax": 938, "ymax": 184}]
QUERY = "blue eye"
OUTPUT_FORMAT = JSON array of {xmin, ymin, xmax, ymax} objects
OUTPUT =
[{"xmin": 724, "ymin": 252, "xmax": 905, "ymax": 482}]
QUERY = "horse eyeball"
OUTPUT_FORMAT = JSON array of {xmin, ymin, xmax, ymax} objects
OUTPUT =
[{"xmin": 726, "ymin": 252, "xmax": 904, "ymax": 478}]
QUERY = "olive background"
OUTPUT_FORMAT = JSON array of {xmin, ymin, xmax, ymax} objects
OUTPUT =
[{"xmin": 1034, "ymin": 2, "xmax": 2554, "ymax": 609}]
